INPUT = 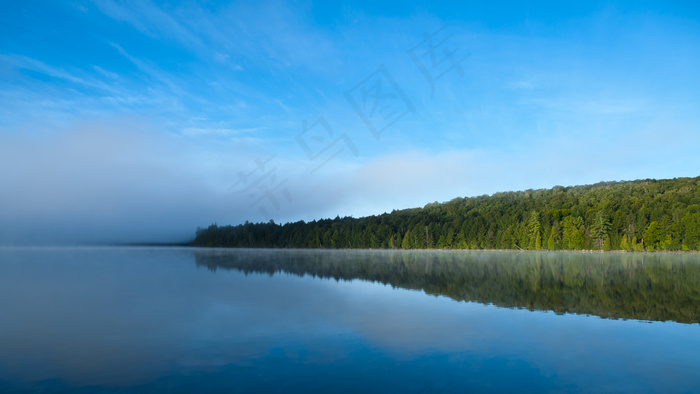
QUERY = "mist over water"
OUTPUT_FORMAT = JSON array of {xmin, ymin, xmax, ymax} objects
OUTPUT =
[{"xmin": 1, "ymin": 247, "xmax": 698, "ymax": 393}]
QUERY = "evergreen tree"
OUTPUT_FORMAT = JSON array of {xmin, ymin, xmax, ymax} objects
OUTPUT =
[
  {"xmin": 620, "ymin": 234, "xmax": 631, "ymax": 251},
  {"xmin": 644, "ymin": 221, "xmax": 662, "ymax": 251},
  {"xmin": 602, "ymin": 235, "xmax": 612, "ymax": 251},
  {"xmin": 402, "ymin": 231, "xmax": 411, "ymax": 249},
  {"xmin": 192, "ymin": 176, "xmax": 700, "ymax": 252},
  {"xmin": 562, "ymin": 216, "xmax": 586, "ymax": 250},
  {"xmin": 528, "ymin": 211, "xmax": 542, "ymax": 250},
  {"xmin": 591, "ymin": 212, "xmax": 611, "ymax": 250}
]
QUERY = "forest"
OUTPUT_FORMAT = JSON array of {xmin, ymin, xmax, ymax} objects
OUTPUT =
[{"xmin": 193, "ymin": 176, "xmax": 700, "ymax": 251}]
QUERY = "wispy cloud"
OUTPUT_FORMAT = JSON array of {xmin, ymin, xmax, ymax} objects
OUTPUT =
[
  {"xmin": 181, "ymin": 126, "xmax": 268, "ymax": 137},
  {"xmin": 92, "ymin": 0, "xmax": 203, "ymax": 48},
  {"xmin": 0, "ymin": 54, "xmax": 118, "ymax": 94},
  {"xmin": 1, "ymin": 1, "xmax": 699, "ymax": 243},
  {"xmin": 523, "ymin": 96, "xmax": 652, "ymax": 116}
]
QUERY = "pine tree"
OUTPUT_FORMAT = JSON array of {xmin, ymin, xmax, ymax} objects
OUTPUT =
[
  {"xmin": 602, "ymin": 235, "xmax": 612, "ymax": 251},
  {"xmin": 620, "ymin": 234, "xmax": 630, "ymax": 251},
  {"xmin": 528, "ymin": 211, "xmax": 541, "ymax": 250},
  {"xmin": 402, "ymin": 231, "xmax": 411, "ymax": 249},
  {"xmin": 562, "ymin": 216, "xmax": 586, "ymax": 249},
  {"xmin": 644, "ymin": 221, "xmax": 662, "ymax": 251},
  {"xmin": 389, "ymin": 234, "xmax": 398, "ymax": 249},
  {"xmin": 547, "ymin": 232, "xmax": 557, "ymax": 250},
  {"xmin": 192, "ymin": 176, "xmax": 700, "ymax": 252},
  {"xmin": 590, "ymin": 212, "xmax": 611, "ymax": 250}
]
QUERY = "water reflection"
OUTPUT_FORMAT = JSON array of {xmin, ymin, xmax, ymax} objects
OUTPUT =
[
  {"xmin": 195, "ymin": 249, "xmax": 700, "ymax": 324},
  {"xmin": 1, "ymin": 247, "xmax": 698, "ymax": 393}
]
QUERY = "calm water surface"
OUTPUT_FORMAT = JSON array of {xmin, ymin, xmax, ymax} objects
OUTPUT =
[{"xmin": 0, "ymin": 247, "xmax": 699, "ymax": 393}]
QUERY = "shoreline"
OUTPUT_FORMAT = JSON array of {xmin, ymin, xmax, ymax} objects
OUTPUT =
[{"xmin": 189, "ymin": 246, "xmax": 700, "ymax": 254}]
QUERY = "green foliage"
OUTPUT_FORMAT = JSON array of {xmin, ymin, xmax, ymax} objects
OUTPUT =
[
  {"xmin": 527, "ymin": 211, "xmax": 542, "ymax": 250},
  {"xmin": 590, "ymin": 212, "xmax": 611, "ymax": 250},
  {"xmin": 401, "ymin": 231, "xmax": 411, "ymax": 249},
  {"xmin": 644, "ymin": 221, "xmax": 663, "ymax": 251},
  {"xmin": 602, "ymin": 235, "xmax": 612, "ymax": 251},
  {"xmin": 620, "ymin": 234, "xmax": 631, "ymax": 251},
  {"xmin": 632, "ymin": 237, "xmax": 645, "ymax": 252},
  {"xmin": 561, "ymin": 216, "xmax": 586, "ymax": 250},
  {"xmin": 193, "ymin": 176, "xmax": 700, "ymax": 251}
]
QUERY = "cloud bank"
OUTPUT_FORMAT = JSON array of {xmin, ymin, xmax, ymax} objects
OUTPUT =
[{"xmin": 1, "ymin": 1, "xmax": 699, "ymax": 244}]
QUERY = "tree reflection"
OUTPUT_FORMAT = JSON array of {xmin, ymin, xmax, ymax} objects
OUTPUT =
[{"xmin": 194, "ymin": 250, "xmax": 700, "ymax": 324}]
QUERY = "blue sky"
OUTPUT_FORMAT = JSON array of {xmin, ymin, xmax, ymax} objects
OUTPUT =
[{"xmin": 1, "ymin": 1, "xmax": 699, "ymax": 244}]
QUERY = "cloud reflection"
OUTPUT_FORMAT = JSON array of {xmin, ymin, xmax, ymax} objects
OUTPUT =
[{"xmin": 0, "ymin": 248, "xmax": 698, "ymax": 392}]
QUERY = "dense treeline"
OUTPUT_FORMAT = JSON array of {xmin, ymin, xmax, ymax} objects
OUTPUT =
[
  {"xmin": 194, "ymin": 249, "xmax": 700, "ymax": 323},
  {"xmin": 193, "ymin": 176, "xmax": 700, "ymax": 251}
]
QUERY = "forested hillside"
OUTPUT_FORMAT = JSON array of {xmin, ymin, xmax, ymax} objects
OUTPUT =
[{"xmin": 193, "ymin": 176, "xmax": 700, "ymax": 251}]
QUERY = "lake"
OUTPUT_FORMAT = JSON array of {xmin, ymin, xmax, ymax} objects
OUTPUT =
[{"xmin": 1, "ymin": 247, "xmax": 699, "ymax": 393}]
